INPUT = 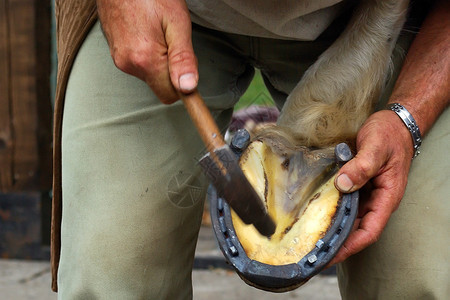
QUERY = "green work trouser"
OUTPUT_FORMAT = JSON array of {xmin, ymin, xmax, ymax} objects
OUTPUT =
[{"xmin": 59, "ymin": 21, "xmax": 449, "ymax": 299}]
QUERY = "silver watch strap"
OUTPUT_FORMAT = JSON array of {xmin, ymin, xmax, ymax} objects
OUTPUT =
[{"xmin": 386, "ymin": 103, "xmax": 422, "ymax": 159}]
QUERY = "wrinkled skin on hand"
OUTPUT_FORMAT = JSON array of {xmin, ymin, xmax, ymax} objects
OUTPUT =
[
  {"xmin": 330, "ymin": 110, "xmax": 414, "ymax": 265},
  {"xmin": 97, "ymin": 0, "xmax": 198, "ymax": 103}
]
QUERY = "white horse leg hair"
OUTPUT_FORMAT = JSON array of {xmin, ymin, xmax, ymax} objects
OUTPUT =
[{"xmin": 276, "ymin": 0, "xmax": 410, "ymax": 148}]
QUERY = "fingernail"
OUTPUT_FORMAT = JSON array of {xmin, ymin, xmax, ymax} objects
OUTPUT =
[
  {"xmin": 179, "ymin": 73, "xmax": 197, "ymax": 92},
  {"xmin": 336, "ymin": 174, "xmax": 354, "ymax": 192}
]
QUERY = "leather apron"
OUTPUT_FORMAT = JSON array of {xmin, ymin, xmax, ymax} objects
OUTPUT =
[{"xmin": 52, "ymin": 0, "xmax": 97, "ymax": 292}]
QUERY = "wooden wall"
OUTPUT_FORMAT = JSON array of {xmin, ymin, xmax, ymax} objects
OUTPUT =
[{"xmin": 0, "ymin": 0, "xmax": 52, "ymax": 192}]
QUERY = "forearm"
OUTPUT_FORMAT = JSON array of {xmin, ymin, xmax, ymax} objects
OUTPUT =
[{"xmin": 388, "ymin": 0, "xmax": 450, "ymax": 136}]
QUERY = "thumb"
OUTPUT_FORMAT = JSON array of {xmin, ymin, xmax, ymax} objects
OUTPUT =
[
  {"xmin": 164, "ymin": 7, "xmax": 198, "ymax": 94},
  {"xmin": 335, "ymin": 147, "xmax": 386, "ymax": 193}
]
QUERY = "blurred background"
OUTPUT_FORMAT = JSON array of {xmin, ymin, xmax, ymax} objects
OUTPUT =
[{"xmin": 0, "ymin": 0, "xmax": 54, "ymax": 261}]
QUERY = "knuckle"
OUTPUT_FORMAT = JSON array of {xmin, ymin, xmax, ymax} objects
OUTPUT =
[
  {"xmin": 169, "ymin": 50, "xmax": 196, "ymax": 68},
  {"xmin": 159, "ymin": 96, "xmax": 178, "ymax": 104},
  {"xmin": 145, "ymin": 78, "xmax": 178, "ymax": 104},
  {"xmin": 341, "ymin": 244, "xmax": 351, "ymax": 257},
  {"xmin": 128, "ymin": 50, "xmax": 149, "ymax": 71},
  {"xmin": 112, "ymin": 45, "xmax": 159, "ymax": 76},
  {"xmin": 391, "ymin": 188, "xmax": 405, "ymax": 211},
  {"xmin": 365, "ymin": 230, "xmax": 380, "ymax": 245},
  {"xmin": 155, "ymin": 91, "xmax": 179, "ymax": 104},
  {"xmin": 111, "ymin": 47, "xmax": 132, "ymax": 72},
  {"xmin": 355, "ymin": 157, "xmax": 375, "ymax": 179}
]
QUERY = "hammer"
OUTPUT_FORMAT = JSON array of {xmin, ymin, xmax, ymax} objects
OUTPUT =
[{"xmin": 180, "ymin": 90, "xmax": 276, "ymax": 237}]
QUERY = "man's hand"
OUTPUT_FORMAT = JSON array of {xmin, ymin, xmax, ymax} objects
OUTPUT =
[
  {"xmin": 329, "ymin": 0, "xmax": 449, "ymax": 265},
  {"xmin": 330, "ymin": 109, "xmax": 414, "ymax": 264},
  {"xmin": 97, "ymin": 0, "xmax": 198, "ymax": 104}
]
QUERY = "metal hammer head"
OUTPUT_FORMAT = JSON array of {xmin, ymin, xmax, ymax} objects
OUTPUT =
[{"xmin": 199, "ymin": 145, "xmax": 276, "ymax": 237}]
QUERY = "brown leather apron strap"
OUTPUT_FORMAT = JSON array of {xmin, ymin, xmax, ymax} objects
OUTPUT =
[{"xmin": 52, "ymin": 0, "xmax": 98, "ymax": 292}]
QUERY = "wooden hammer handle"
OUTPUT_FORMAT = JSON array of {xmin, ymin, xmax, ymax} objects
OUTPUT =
[{"xmin": 180, "ymin": 90, "xmax": 225, "ymax": 153}]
